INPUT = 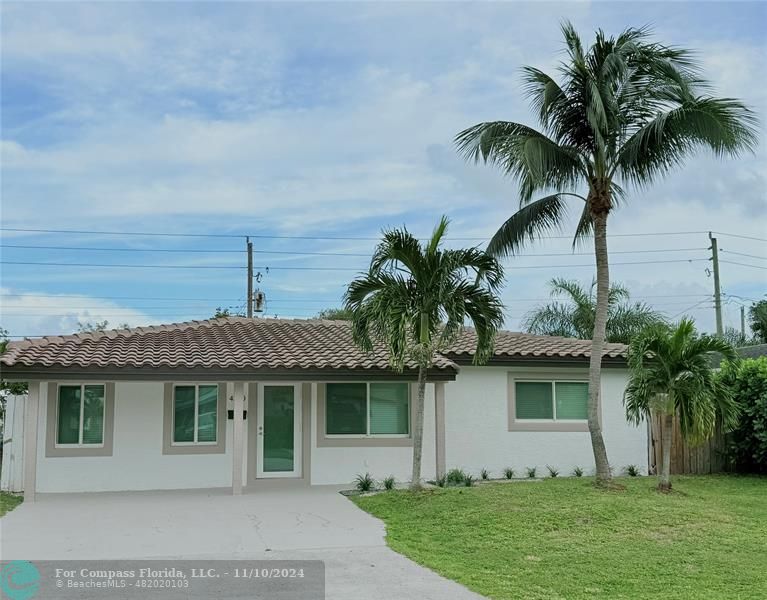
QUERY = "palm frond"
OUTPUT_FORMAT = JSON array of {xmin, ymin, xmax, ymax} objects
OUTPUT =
[
  {"xmin": 624, "ymin": 319, "xmax": 740, "ymax": 442},
  {"xmin": 486, "ymin": 194, "xmax": 570, "ymax": 258},
  {"xmin": 616, "ymin": 97, "xmax": 759, "ymax": 186}
]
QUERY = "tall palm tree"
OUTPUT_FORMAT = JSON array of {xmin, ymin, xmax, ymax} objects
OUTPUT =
[
  {"xmin": 345, "ymin": 217, "xmax": 505, "ymax": 489},
  {"xmin": 525, "ymin": 278, "xmax": 664, "ymax": 344},
  {"xmin": 624, "ymin": 319, "xmax": 739, "ymax": 491},
  {"xmin": 455, "ymin": 23, "xmax": 757, "ymax": 485}
]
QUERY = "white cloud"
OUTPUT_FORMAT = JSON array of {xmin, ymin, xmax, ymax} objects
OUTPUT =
[{"xmin": 0, "ymin": 288, "xmax": 170, "ymax": 337}]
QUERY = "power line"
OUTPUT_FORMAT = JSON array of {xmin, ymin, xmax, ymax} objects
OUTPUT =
[
  {"xmin": 0, "ymin": 243, "xmax": 709, "ymax": 258},
  {"xmin": 0, "ymin": 258, "xmax": 709, "ymax": 271},
  {"xmin": 720, "ymin": 260, "xmax": 767, "ymax": 271},
  {"xmin": 669, "ymin": 299, "xmax": 716, "ymax": 319},
  {"xmin": 0, "ymin": 244, "xmax": 245, "ymax": 254},
  {"xmin": 1, "ymin": 226, "xmax": 716, "ymax": 241},
  {"xmin": 721, "ymin": 250, "xmax": 767, "ymax": 261},
  {"xmin": 714, "ymin": 232, "xmax": 767, "ymax": 243},
  {"xmin": 0, "ymin": 292, "xmax": 713, "ymax": 300}
]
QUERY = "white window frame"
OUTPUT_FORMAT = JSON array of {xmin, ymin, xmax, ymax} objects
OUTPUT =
[
  {"xmin": 325, "ymin": 381, "xmax": 410, "ymax": 439},
  {"xmin": 171, "ymin": 383, "xmax": 219, "ymax": 446},
  {"xmin": 515, "ymin": 379, "xmax": 589, "ymax": 423},
  {"xmin": 55, "ymin": 382, "xmax": 106, "ymax": 448}
]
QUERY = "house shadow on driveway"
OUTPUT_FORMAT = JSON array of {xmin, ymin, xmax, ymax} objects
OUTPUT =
[{"xmin": 0, "ymin": 484, "xmax": 482, "ymax": 599}]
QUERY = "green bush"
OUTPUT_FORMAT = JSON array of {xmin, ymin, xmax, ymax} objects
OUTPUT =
[
  {"xmin": 382, "ymin": 476, "xmax": 396, "ymax": 490},
  {"xmin": 718, "ymin": 357, "xmax": 767, "ymax": 473},
  {"xmin": 355, "ymin": 472, "xmax": 375, "ymax": 492},
  {"xmin": 446, "ymin": 468, "xmax": 467, "ymax": 485},
  {"xmin": 503, "ymin": 467, "xmax": 515, "ymax": 479}
]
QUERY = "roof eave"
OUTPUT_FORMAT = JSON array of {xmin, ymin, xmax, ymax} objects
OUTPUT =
[
  {"xmin": 0, "ymin": 364, "xmax": 458, "ymax": 382},
  {"xmin": 445, "ymin": 354, "xmax": 627, "ymax": 367}
]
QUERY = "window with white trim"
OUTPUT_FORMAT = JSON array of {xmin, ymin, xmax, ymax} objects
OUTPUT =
[
  {"xmin": 173, "ymin": 384, "xmax": 218, "ymax": 444},
  {"xmin": 57, "ymin": 384, "xmax": 105, "ymax": 446},
  {"xmin": 515, "ymin": 381, "xmax": 588, "ymax": 421},
  {"xmin": 326, "ymin": 383, "xmax": 409, "ymax": 436}
]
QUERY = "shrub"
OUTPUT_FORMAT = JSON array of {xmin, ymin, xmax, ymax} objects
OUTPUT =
[
  {"xmin": 382, "ymin": 476, "xmax": 396, "ymax": 490},
  {"xmin": 718, "ymin": 357, "xmax": 767, "ymax": 473},
  {"xmin": 435, "ymin": 474, "xmax": 447, "ymax": 488},
  {"xmin": 355, "ymin": 472, "xmax": 375, "ymax": 492},
  {"xmin": 572, "ymin": 466, "xmax": 584, "ymax": 477},
  {"xmin": 625, "ymin": 465, "xmax": 640, "ymax": 477},
  {"xmin": 503, "ymin": 467, "xmax": 515, "ymax": 479},
  {"xmin": 464, "ymin": 475, "xmax": 475, "ymax": 487},
  {"xmin": 447, "ymin": 468, "xmax": 467, "ymax": 485},
  {"xmin": 546, "ymin": 465, "xmax": 559, "ymax": 478},
  {"xmin": 526, "ymin": 467, "xmax": 537, "ymax": 478},
  {"xmin": 480, "ymin": 468, "xmax": 489, "ymax": 480}
]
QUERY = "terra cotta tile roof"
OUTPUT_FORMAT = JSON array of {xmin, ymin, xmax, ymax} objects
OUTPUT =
[
  {"xmin": 444, "ymin": 328, "xmax": 627, "ymax": 361},
  {"xmin": 0, "ymin": 317, "xmax": 627, "ymax": 373}
]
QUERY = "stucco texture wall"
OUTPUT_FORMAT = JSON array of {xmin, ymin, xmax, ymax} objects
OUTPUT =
[
  {"xmin": 443, "ymin": 366, "xmax": 647, "ymax": 478},
  {"xmin": 36, "ymin": 382, "xmax": 234, "ymax": 492}
]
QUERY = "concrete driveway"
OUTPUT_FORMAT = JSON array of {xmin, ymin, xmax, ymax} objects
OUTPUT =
[{"xmin": 0, "ymin": 485, "xmax": 482, "ymax": 599}]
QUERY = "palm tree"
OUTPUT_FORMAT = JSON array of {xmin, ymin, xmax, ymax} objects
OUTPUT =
[
  {"xmin": 624, "ymin": 319, "xmax": 739, "ymax": 491},
  {"xmin": 525, "ymin": 278, "xmax": 664, "ymax": 344},
  {"xmin": 345, "ymin": 217, "xmax": 505, "ymax": 489},
  {"xmin": 455, "ymin": 23, "xmax": 757, "ymax": 485}
]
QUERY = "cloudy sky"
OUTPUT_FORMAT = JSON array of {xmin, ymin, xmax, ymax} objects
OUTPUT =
[{"xmin": 1, "ymin": 1, "xmax": 765, "ymax": 339}]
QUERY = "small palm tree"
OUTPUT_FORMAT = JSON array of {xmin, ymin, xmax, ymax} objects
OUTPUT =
[
  {"xmin": 345, "ymin": 217, "xmax": 505, "ymax": 490},
  {"xmin": 624, "ymin": 319, "xmax": 739, "ymax": 491},
  {"xmin": 456, "ymin": 23, "xmax": 757, "ymax": 485},
  {"xmin": 525, "ymin": 278, "xmax": 664, "ymax": 344}
]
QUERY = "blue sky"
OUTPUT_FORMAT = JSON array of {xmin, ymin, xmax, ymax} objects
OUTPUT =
[{"xmin": 1, "ymin": 1, "xmax": 765, "ymax": 338}]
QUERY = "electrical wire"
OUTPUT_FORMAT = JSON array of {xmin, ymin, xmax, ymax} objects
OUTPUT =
[{"xmin": 0, "ymin": 258, "xmax": 710, "ymax": 271}]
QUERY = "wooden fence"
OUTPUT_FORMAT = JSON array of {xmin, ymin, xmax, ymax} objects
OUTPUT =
[{"xmin": 649, "ymin": 415, "xmax": 729, "ymax": 475}]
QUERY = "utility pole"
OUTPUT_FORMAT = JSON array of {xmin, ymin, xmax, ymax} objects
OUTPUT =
[
  {"xmin": 741, "ymin": 305, "xmax": 746, "ymax": 338},
  {"xmin": 246, "ymin": 237, "xmax": 253, "ymax": 318},
  {"xmin": 709, "ymin": 232, "xmax": 723, "ymax": 336}
]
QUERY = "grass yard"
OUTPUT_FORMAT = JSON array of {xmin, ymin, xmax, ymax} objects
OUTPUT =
[
  {"xmin": 0, "ymin": 491, "xmax": 23, "ymax": 517},
  {"xmin": 353, "ymin": 476, "xmax": 767, "ymax": 600}
]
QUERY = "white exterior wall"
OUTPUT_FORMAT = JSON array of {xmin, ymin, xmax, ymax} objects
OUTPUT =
[
  {"xmin": 29, "ymin": 366, "xmax": 645, "ymax": 493},
  {"xmin": 310, "ymin": 383, "xmax": 437, "ymax": 485},
  {"xmin": 443, "ymin": 366, "xmax": 647, "ymax": 477},
  {"xmin": 35, "ymin": 382, "xmax": 235, "ymax": 493}
]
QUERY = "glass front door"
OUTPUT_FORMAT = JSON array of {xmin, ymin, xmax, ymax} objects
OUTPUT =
[{"xmin": 257, "ymin": 384, "xmax": 301, "ymax": 478}]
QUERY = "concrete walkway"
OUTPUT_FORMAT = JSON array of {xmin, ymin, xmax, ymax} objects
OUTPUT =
[{"xmin": 0, "ymin": 485, "xmax": 482, "ymax": 599}]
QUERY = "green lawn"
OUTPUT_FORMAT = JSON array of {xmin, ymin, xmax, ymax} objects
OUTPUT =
[
  {"xmin": 0, "ymin": 491, "xmax": 23, "ymax": 517},
  {"xmin": 353, "ymin": 476, "xmax": 767, "ymax": 600}
]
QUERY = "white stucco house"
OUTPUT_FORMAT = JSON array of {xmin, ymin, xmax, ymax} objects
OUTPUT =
[{"xmin": 0, "ymin": 317, "xmax": 647, "ymax": 500}]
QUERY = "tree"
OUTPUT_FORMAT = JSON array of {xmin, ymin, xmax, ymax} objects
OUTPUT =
[
  {"xmin": 717, "ymin": 357, "xmax": 767, "ymax": 474},
  {"xmin": 720, "ymin": 326, "xmax": 758, "ymax": 348},
  {"xmin": 624, "ymin": 319, "xmax": 739, "ymax": 491},
  {"xmin": 749, "ymin": 300, "xmax": 767, "ymax": 343},
  {"xmin": 455, "ymin": 23, "xmax": 757, "ymax": 485},
  {"xmin": 212, "ymin": 307, "xmax": 245, "ymax": 319},
  {"xmin": 316, "ymin": 307, "xmax": 353, "ymax": 320},
  {"xmin": 344, "ymin": 217, "xmax": 505, "ymax": 489},
  {"xmin": 77, "ymin": 320, "xmax": 129, "ymax": 333},
  {"xmin": 524, "ymin": 278, "xmax": 663, "ymax": 344}
]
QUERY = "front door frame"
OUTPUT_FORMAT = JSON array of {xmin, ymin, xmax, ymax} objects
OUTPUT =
[
  {"xmin": 247, "ymin": 382, "xmax": 311, "ymax": 487},
  {"xmin": 256, "ymin": 382, "xmax": 302, "ymax": 478}
]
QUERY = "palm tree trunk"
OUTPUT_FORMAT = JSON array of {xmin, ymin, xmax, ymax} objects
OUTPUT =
[
  {"xmin": 659, "ymin": 413, "xmax": 673, "ymax": 492},
  {"xmin": 588, "ymin": 210, "xmax": 613, "ymax": 485},
  {"xmin": 410, "ymin": 364, "xmax": 427, "ymax": 491}
]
